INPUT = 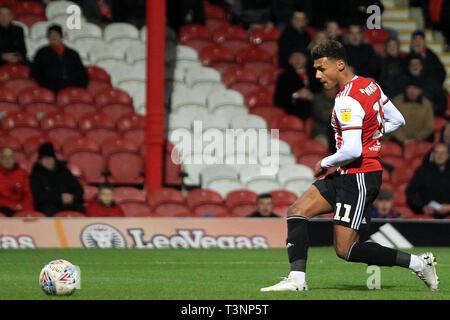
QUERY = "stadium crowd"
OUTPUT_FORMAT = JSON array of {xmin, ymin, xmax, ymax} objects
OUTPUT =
[{"xmin": 0, "ymin": 0, "xmax": 449, "ymax": 219}]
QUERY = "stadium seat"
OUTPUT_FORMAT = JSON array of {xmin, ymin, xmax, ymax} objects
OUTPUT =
[
  {"xmin": 23, "ymin": 135, "xmax": 61, "ymax": 156},
  {"xmin": 86, "ymin": 65, "xmax": 110, "ymax": 83},
  {"xmin": 229, "ymin": 114, "xmax": 267, "ymax": 130},
  {"xmin": 124, "ymin": 42, "xmax": 146, "ymax": 64},
  {"xmin": 204, "ymin": 1, "xmax": 227, "ymax": 19},
  {"xmin": 1, "ymin": 111, "xmax": 40, "ymax": 143},
  {"xmin": 0, "ymin": 212, "xmax": 6, "ymax": 218},
  {"xmin": 164, "ymin": 142, "xmax": 182, "ymax": 186},
  {"xmin": 205, "ymin": 19, "xmax": 229, "ymax": 33},
  {"xmin": 0, "ymin": 134, "xmax": 22, "ymax": 152},
  {"xmin": 15, "ymin": 14, "xmax": 46, "ymax": 28},
  {"xmin": 394, "ymin": 206, "xmax": 414, "ymax": 218},
  {"xmin": 171, "ymin": 86, "xmax": 208, "ymax": 115},
  {"xmin": 67, "ymin": 161, "xmax": 86, "ymax": 184},
  {"xmin": 181, "ymin": 163, "xmax": 204, "ymax": 186},
  {"xmin": 179, "ymin": 24, "xmax": 212, "ymax": 43},
  {"xmin": 106, "ymin": 152, "xmax": 144, "ymax": 185},
  {"xmin": 363, "ymin": 29, "xmax": 390, "ymax": 53},
  {"xmin": 212, "ymin": 25, "xmax": 249, "ymax": 54},
  {"xmin": 250, "ymin": 105, "xmax": 285, "ymax": 123},
  {"xmin": 200, "ymin": 164, "xmax": 241, "ymax": 197},
  {"xmin": 297, "ymin": 154, "xmax": 324, "ymax": 170},
  {"xmin": 13, "ymin": 0, "xmax": 45, "ymax": 16},
  {"xmin": 88, "ymin": 43, "xmax": 124, "ymax": 64},
  {"xmin": 199, "ymin": 44, "xmax": 235, "ymax": 71},
  {"xmin": 3, "ymin": 78, "xmax": 38, "ymax": 94},
  {"xmin": 269, "ymin": 190, "xmax": 297, "ymax": 217},
  {"xmin": 184, "ymin": 39, "xmax": 214, "ymax": 54},
  {"xmin": 185, "ymin": 66, "xmax": 223, "ymax": 92},
  {"xmin": 393, "ymin": 183, "xmax": 408, "ymax": 207},
  {"xmin": 56, "ymin": 87, "xmax": 94, "ymax": 107},
  {"xmin": 147, "ymin": 188, "xmax": 190, "ymax": 217},
  {"xmin": 186, "ymin": 189, "xmax": 228, "ymax": 217},
  {"xmin": 79, "ymin": 112, "xmax": 117, "ymax": 145},
  {"xmin": 45, "ymin": 0, "xmax": 76, "ymax": 20},
  {"xmin": 403, "ymin": 141, "xmax": 433, "ymax": 160},
  {"xmin": 30, "ymin": 21, "xmax": 50, "ymax": 40},
  {"xmin": 382, "ymin": 156, "xmax": 406, "ymax": 170},
  {"xmin": 17, "ymin": 87, "xmax": 54, "ymax": 107},
  {"xmin": 380, "ymin": 141, "xmax": 403, "ymax": 158},
  {"xmin": 277, "ymin": 164, "xmax": 315, "ymax": 196},
  {"xmin": 53, "ymin": 211, "xmax": 85, "ymax": 218},
  {"xmin": 119, "ymin": 202, "xmax": 152, "ymax": 217},
  {"xmin": 102, "ymin": 137, "xmax": 139, "ymax": 157},
  {"xmin": 268, "ymin": 114, "xmax": 304, "ymax": 144},
  {"xmin": 63, "ymin": 136, "xmax": 104, "ymax": 184},
  {"xmin": 82, "ymin": 185, "xmax": 98, "ymax": 202},
  {"xmin": 245, "ymin": 88, "xmax": 274, "ymax": 108},
  {"xmin": 175, "ymin": 45, "xmax": 200, "ymax": 63},
  {"xmin": 104, "ymin": 22, "xmax": 139, "ymax": 42},
  {"xmin": 391, "ymin": 166, "xmax": 416, "ymax": 186},
  {"xmin": 114, "ymin": 187, "xmax": 146, "ymax": 204},
  {"xmin": 87, "ymin": 81, "xmax": 112, "ymax": 95},
  {"xmin": 0, "ymin": 63, "xmax": 30, "ymax": 81},
  {"xmin": 65, "ymin": 22, "xmax": 102, "ymax": 41},
  {"xmin": 250, "ymin": 27, "xmax": 281, "ymax": 44},
  {"xmin": 292, "ymin": 139, "xmax": 329, "ymax": 159},
  {"xmin": 406, "ymin": 214, "xmax": 435, "ymax": 220},
  {"xmin": 12, "ymin": 211, "xmax": 46, "ymax": 218},
  {"xmin": 222, "ymin": 66, "xmax": 259, "ymax": 93},
  {"xmin": 100, "ymin": 104, "xmax": 134, "ymax": 122},
  {"xmin": 94, "ymin": 88, "xmax": 132, "ymax": 108},
  {"xmin": 239, "ymin": 164, "xmax": 280, "ymax": 194},
  {"xmin": 206, "ymin": 88, "xmax": 247, "ymax": 121},
  {"xmin": 382, "ymin": 170, "xmax": 391, "ymax": 183},
  {"xmin": 236, "ymin": 46, "xmax": 272, "ymax": 65},
  {"xmin": 0, "ymin": 86, "xmax": 20, "ymax": 118},
  {"xmin": 195, "ymin": 113, "xmax": 229, "ymax": 131},
  {"xmin": 258, "ymin": 137, "xmax": 297, "ymax": 166},
  {"xmin": 258, "ymin": 66, "xmax": 283, "ymax": 87},
  {"xmin": 63, "ymin": 103, "xmax": 97, "ymax": 121},
  {"xmin": 117, "ymin": 114, "xmax": 145, "ymax": 145},
  {"xmin": 225, "ymin": 189, "xmax": 257, "ymax": 217},
  {"xmin": 40, "ymin": 111, "xmax": 79, "ymax": 144}
]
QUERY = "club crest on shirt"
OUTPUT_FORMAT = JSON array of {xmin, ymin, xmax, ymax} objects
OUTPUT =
[{"xmin": 340, "ymin": 108, "xmax": 351, "ymax": 122}]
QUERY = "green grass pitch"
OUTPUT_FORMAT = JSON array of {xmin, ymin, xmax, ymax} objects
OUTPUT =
[{"xmin": 0, "ymin": 247, "xmax": 448, "ymax": 300}]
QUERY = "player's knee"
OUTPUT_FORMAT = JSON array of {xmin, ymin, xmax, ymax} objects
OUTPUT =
[{"xmin": 334, "ymin": 242, "xmax": 351, "ymax": 260}]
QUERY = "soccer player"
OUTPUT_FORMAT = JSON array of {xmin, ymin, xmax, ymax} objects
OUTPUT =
[{"xmin": 261, "ymin": 40, "xmax": 439, "ymax": 292}]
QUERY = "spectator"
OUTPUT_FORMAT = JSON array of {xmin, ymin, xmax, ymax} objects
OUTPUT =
[
  {"xmin": 86, "ymin": 185, "xmax": 125, "ymax": 217},
  {"xmin": 409, "ymin": 29, "xmax": 446, "ymax": 85},
  {"xmin": 30, "ymin": 142, "xmax": 85, "ymax": 216},
  {"xmin": 387, "ymin": 54, "xmax": 446, "ymax": 115},
  {"xmin": 387, "ymin": 78, "xmax": 434, "ymax": 146},
  {"xmin": 278, "ymin": 10, "xmax": 311, "ymax": 68},
  {"xmin": 344, "ymin": 24, "xmax": 381, "ymax": 79},
  {"xmin": 307, "ymin": 29, "xmax": 327, "ymax": 52},
  {"xmin": 73, "ymin": 0, "xmax": 113, "ymax": 25},
  {"xmin": 0, "ymin": 5, "xmax": 28, "ymax": 66},
  {"xmin": 247, "ymin": 193, "xmax": 280, "ymax": 217},
  {"xmin": 311, "ymin": 86, "xmax": 338, "ymax": 150},
  {"xmin": 379, "ymin": 37, "xmax": 407, "ymax": 91},
  {"xmin": 324, "ymin": 20, "xmax": 343, "ymax": 43},
  {"xmin": 230, "ymin": 0, "xmax": 275, "ymax": 30},
  {"xmin": 274, "ymin": 49, "xmax": 317, "ymax": 120},
  {"xmin": 30, "ymin": 24, "xmax": 88, "ymax": 93},
  {"xmin": 0, "ymin": 147, "xmax": 34, "ymax": 217},
  {"xmin": 406, "ymin": 142, "xmax": 450, "ymax": 218},
  {"xmin": 423, "ymin": 122, "xmax": 450, "ymax": 164},
  {"xmin": 372, "ymin": 189, "xmax": 401, "ymax": 218}
]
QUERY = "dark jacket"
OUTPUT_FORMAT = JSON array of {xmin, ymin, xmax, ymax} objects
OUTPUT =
[
  {"xmin": 230, "ymin": 0, "xmax": 275, "ymax": 29},
  {"xmin": 344, "ymin": 43, "xmax": 381, "ymax": 79},
  {"xmin": 278, "ymin": 24, "xmax": 311, "ymax": 68},
  {"xmin": 0, "ymin": 24, "xmax": 28, "ymax": 65},
  {"xmin": 30, "ymin": 45, "xmax": 88, "ymax": 93},
  {"xmin": 86, "ymin": 201, "xmax": 125, "ymax": 217},
  {"xmin": 247, "ymin": 211, "xmax": 280, "ymax": 217},
  {"xmin": 379, "ymin": 55, "xmax": 407, "ymax": 91},
  {"xmin": 406, "ymin": 160, "xmax": 450, "ymax": 214},
  {"xmin": 30, "ymin": 160, "xmax": 85, "ymax": 216},
  {"xmin": 408, "ymin": 48, "xmax": 447, "ymax": 86}
]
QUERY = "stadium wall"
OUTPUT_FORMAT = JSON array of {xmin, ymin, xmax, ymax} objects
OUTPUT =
[{"xmin": 0, "ymin": 218, "xmax": 449, "ymax": 249}]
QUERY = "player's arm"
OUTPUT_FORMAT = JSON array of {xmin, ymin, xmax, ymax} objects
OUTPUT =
[{"xmin": 379, "ymin": 87, "xmax": 405, "ymax": 134}]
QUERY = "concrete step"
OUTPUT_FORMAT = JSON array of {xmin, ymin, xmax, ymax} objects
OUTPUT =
[
  {"xmin": 382, "ymin": 19, "xmax": 417, "ymax": 31},
  {"xmin": 398, "ymin": 30, "xmax": 433, "ymax": 41},
  {"xmin": 381, "ymin": 0, "xmax": 396, "ymax": 8},
  {"xmin": 438, "ymin": 53, "xmax": 450, "ymax": 64},
  {"xmin": 382, "ymin": 7, "xmax": 409, "ymax": 19},
  {"xmin": 400, "ymin": 40, "xmax": 443, "ymax": 54}
]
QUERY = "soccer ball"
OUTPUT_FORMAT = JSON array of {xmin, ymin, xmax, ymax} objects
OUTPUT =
[{"xmin": 39, "ymin": 259, "xmax": 80, "ymax": 296}]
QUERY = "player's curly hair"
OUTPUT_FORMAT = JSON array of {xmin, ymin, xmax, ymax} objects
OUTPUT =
[{"xmin": 311, "ymin": 40, "xmax": 347, "ymax": 62}]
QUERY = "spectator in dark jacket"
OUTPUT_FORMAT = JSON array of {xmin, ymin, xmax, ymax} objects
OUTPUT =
[
  {"xmin": 311, "ymin": 86, "xmax": 338, "ymax": 151},
  {"xmin": 409, "ymin": 29, "xmax": 446, "ymax": 86},
  {"xmin": 379, "ymin": 37, "xmax": 407, "ymax": 91},
  {"xmin": 73, "ymin": 0, "xmax": 113, "ymax": 25},
  {"xmin": 30, "ymin": 24, "xmax": 88, "ymax": 93},
  {"xmin": 230, "ymin": 0, "xmax": 275, "ymax": 30},
  {"xmin": 0, "ymin": 147, "xmax": 34, "ymax": 216},
  {"xmin": 247, "ymin": 193, "xmax": 280, "ymax": 217},
  {"xmin": 274, "ymin": 49, "xmax": 318, "ymax": 120},
  {"xmin": 387, "ymin": 54, "xmax": 446, "ymax": 115},
  {"xmin": 30, "ymin": 143, "xmax": 85, "ymax": 216},
  {"xmin": 86, "ymin": 185, "xmax": 125, "ymax": 217},
  {"xmin": 324, "ymin": 20, "xmax": 343, "ymax": 43},
  {"xmin": 278, "ymin": 10, "xmax": 311, "ymax": 68},
  {"xmin": 344, "ymin": 24, "xmax": 381, "ymax": 79},
  {"xmin": 406, "ymin": 142, "xmax": 450, "ymax": 218},
  {"xmin": 0, "ymin": 5, "xmax": 28, "ymax": 66}
]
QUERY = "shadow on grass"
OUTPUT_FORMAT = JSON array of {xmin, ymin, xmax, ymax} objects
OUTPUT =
[{"xmin": 314, "ymin": 285, "xmax": 397, "ymax": 291}]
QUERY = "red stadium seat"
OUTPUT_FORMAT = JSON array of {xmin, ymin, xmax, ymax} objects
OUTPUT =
[
  {"xmin": 147, "ymin": 188, "xmax": 190, "ymax": 217},
  {"xmin": 393, "ymin": 183, "xmax": 408, "ymax": 207},
  {"xmin": 83, "ymin": 185, "xmax": 98, "ymax": 202},
  {"xmin": 164, "ymin": 142, "xmax": 182, "ymax": 186},
  {"xmin": 56, "ymin": 87, "xmax": 94, "ymax": 107},
  {"xmin": 53, "ymin": 211, "xmax": 85, "ymax": 218},
  {"xmin": 382, "ymin": 170, "xmax": 391, "ymax": 183},
  {"xmin": 0, "ymin": 86, "xmax": 17, "ymax": 103},
  {"xmin": 67, "ymin": 161, "xmax": 86, "ymax": 184},
  {"xmin": 179, "ymin": 24, "xmax": 212, "ymax": 43},
  {"xmin": 87, "ymin": 81, "xmax": 112, "ymax": 95},
  {"xmin": 17, "ymin": 87, "xmax": 55, "ymax": 106},
  {"xmin": 86, "ymin": 65, "xmax": 111, "ymax": 83},
  {"xmin": 406, "ymin": 214, "xmax": 434, "ymax": 220},
  {"xmin": 15, "ymin": 14, "xmax": 46, "ymax": 28},
  {"xmin": 298, "ymin": 154, "xmax": 325, "ymax": 170},
  {"xmin": 199, "ymin": 44, "xmax": 235, "ymax": 70},
  {"xmin": 363, "ymin": 29, "xmax": 390, "ymax": 53},
  {"xmin": 236, "ymin": 46, "xmax": 272, "ymax": 65},
  {"xmin": 100, "ymin": 104, "xmax": 134, "ymax": 122},
  {"xmin": 394, "ymin": 206, "xmax": 414, "ymax": 218},
  {"xmin": 380, "ymin": 141, "xmax": 403, "ymax": 158},
  {"xmin": 0, "ymin": 63, "xmax": 30, "ymax": 81},
  {"xmin": 225, "ymin": 189, "xmax": 258, "ymax": 217},
  {"xmin": 0, "ymin": 102, "xmax": 21, "ymax": 118},
  {"xmin": 222, "ymin": 66, "xmax": 258, "ymax": 87},
  {"xmin": 119, "ymin": 203, "xmax": 151, "ymax": 217},
  {"xmin": 433, "ymin": 116, "xmax": 447, "ymax": 141},
  {"xmin": 258, "ymin": 66, "xmax": 283, "ymax": 87},
  {"xmin": 187, "ymin": 189, "xmax": 228, "ymax": 217},
  {"xmin": 381, "ymin": 156, "xmax": 405, "ymax": 169},
  {"xmin": 117, "ymin": 114, "xmax": 145, "ymax": 145},
  {"xmin": 63, "ymin": 135, "xmax": 99, "ymax": 157},
  {"xmin": 23, "ymin": 135, "xmax": 61, "ymax": 156},
  {"xmin": 212, "ymin": 25, "xmax": 249, "ymax": 54},
  {"xmin": 391, "ymin": 166, "xmax": 416, "ymax": 186},
  {"xmin": 250, "ymin": 27, "xmax": 281, "ymax": 44},
  {"xmin": 24, "ymin": 103, "xmax": 58, "ymax": 119},
  {"xmin": 79, "ymin": 112, "xmax": 117, "ymax": 145},
  {"xmin": 102, "ymin": 137, "xmax": 139, "ymax": 156},
  {"xmin": 268, "ymin": 114, "xmax": 304, "ymax": 132},
  {"xmin": 106, "ymin": 152, "xmax": 144, "ymax": 185},
  {"xmin": 205, "ymin": 19, "xmax": 229, "ymax": 33},
  {"xmin": 0, "ymin": 134, "xmax": 22, "ymax": 152},
  {"xmin": 278, "ymin": 135, "xmax": 307, "ymax": 152},
  {"xmin": 245, "ymin": 88, "xmax": 274, "ymax": 108},
  {"xmin": 270, "ymin": 190, "xmax": 297, "ymax": 217},
  {"xmin": 94, "ymin": 88, "xmax": 132, "ymax": 108},
  {"xmin": 40, "ymin": 111, "xmax": 79, "ymax": 144},
  {"xmin": 12, "ymin": 1, "xmax": 45, "ymax": 16},
  {"xmin": 204, "ymin": 2, "xmax": 227, "ymax": 19},
  {"xmin": 12, "ymin": 211, "xmax": 46, "ymax": 218},
  {"xmin": 403, "ymin": 141, "xmax": 433, "ymax": 160},
  {"xmin": 184, "ymin": 39, "xmax": 214, "ymax": 53},
  {"xmin": 1, "ymin": 111, "xmax": 40, "ymax": 142},
  {"xmin": 0, "ymin": 212, "xmax": 6, "ymax": 218},
  {"xmin": 250, "ymin": 105, "xmax": 285, "ymax": 123},
  {"xmin": 64, "ymin": 103, "xmax": 97, "ymax": 121},
  {"xmin": 3, "ymin": 78, "xmax": 38, "ymax": 94},
  {"xmin": 114, "ymin": 187, "xmax": 146, "ymax": 204}
]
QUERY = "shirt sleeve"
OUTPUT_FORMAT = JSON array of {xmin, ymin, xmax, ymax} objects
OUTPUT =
[
  {"xmin": 378, "ymin": 85, "xmax": 406, "ymax": 134},
  {"xmin": 333, "ymin": 96, "xmax": 365, "ymax": 131},
  {"xmin": 321, "ymin": 129, "xmax": 363, "ymax": 168}
]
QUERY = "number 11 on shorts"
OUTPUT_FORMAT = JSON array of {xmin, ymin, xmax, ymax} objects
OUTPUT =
[{"xmin": 334, "ymin": 203, "xmax": 351, "ymax": 223}]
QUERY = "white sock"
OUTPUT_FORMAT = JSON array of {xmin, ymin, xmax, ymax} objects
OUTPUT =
[
  {"xmin": 409, "ymin": 255, "xmax": 424, "ymax": 272},
  {"xmin": 289, "ymin": 271, "xmax": 306, "ymax": 283}
]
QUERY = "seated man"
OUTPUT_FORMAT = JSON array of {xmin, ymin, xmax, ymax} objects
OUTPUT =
[
  {"xmin": 406, "ymin": 142, "xmax": 450, "ymax": 218},
  {"xmin": 86, "ymin": 185, "xmax": 125, "ymax": 217},
  {"xmin": 372, "ymin": 189, "xmax": 401, "ymax": 219},
  {"xmin": 30, "ymin": 142, "xmax": 85, "ymax": 216},
  {"xmin": 0, "ymin": 5, "xmax": 28, "ymax": 65},
  {"xmin": 30, "ymin": 24, "xmax": 88, "ymax": 93},
  {"xmin": 248, "ymin": 193, "xmax": 280, "ymax": 217},
  {"xmin": 0, "ymin": 147, "xmax": 34, "ymax": 216}
]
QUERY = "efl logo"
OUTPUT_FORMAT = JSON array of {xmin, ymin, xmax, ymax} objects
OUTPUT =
[{"xmin": 170, "ymin": 121, "xmax": 280, "ymax": 175}]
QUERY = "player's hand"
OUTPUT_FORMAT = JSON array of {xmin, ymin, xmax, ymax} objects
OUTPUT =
[
  {"xmin": 422, "ymin": 205, "xmax": 434, "ymax": 215},
  {"xmin": 313, "ymin": 160, "xmax": 327, "ymax": 178}
]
